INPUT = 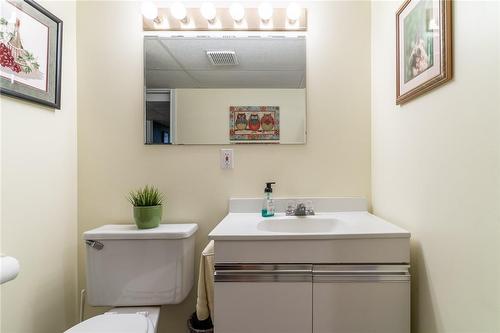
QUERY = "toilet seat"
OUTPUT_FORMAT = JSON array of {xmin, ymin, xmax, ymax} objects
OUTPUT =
[{"xmin": 65, "ymin": 313, "xmax": 154, "ymax": 333}]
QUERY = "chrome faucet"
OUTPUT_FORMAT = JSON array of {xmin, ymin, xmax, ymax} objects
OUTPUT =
[{"xmin": 286, "ymin": 200, "xmax": 315, "ymax": 216}]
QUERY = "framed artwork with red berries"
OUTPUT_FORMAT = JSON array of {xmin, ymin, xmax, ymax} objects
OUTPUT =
[{"xmin": 0, "ymin": 0, "xmax": 62, "ymax": 109}]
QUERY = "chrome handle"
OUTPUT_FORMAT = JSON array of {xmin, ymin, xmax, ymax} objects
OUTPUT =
[
  {"xmin": 313, "ymin": 274, "xmax": 410, "ymax": 282},
  {"xmin": 215, "ymin": 272, "xmax": 312, "ymax": 283},
  {"xmin": 85, "ymin": 240, "xmax": 104, "ymax": 250},
  {"xmin": 313, "ymin": 264, "xmax": 410, "ymax": 273},
  {"xmin": 215, "ymin": 264, "xmax": 312, "ymax": 271},
  {"xmin": 313, "ymin": 264, "xmax": 410, "ymax": 282},
  {"xmin": 215, "ymin": 264, "xmax": 312, "ymax": 282}
]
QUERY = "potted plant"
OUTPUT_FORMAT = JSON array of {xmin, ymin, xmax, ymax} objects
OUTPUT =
[{"xmin": 128, "ymin": 185, "xmax": 164, "ymax": 229}]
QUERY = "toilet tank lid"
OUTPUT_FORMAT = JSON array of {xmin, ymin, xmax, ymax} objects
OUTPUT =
[{"xmin": 84, "ymin": 224, "xmax": 198, "ymax": 240}]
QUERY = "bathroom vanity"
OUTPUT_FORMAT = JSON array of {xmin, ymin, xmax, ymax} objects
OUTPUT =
[{"xmin": 209, "ymin": 198, "xmax": 410, "ymax": 333}]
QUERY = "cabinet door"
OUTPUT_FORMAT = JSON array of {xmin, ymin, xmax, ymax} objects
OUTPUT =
[
  {"xmin": 313, "ymin": 265, "xmax": 410, "ymax": 333},
  {"xmin": 214, "ymin": 264, "xmax": 312, "ymax": 333}
]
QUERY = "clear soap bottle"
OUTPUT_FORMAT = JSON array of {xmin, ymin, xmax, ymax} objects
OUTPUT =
[{"xmin": 262, "ymin": 182, "xmax": 276, "ymax": 217}]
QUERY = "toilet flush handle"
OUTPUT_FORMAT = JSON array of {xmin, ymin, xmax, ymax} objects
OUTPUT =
[{"xmin": 85, "ymin": 240, "xmax": 104, "ymax": 250}]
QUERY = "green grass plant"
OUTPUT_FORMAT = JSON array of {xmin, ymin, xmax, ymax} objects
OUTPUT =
[{"xmin": 128, "ymin": 185, "xmax": 164, "ymax": 207}]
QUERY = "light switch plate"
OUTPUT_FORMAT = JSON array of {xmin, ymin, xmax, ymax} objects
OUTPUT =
[{"xmin": 220, "ymin": 149, "xmax": 234, "ymax": 169}]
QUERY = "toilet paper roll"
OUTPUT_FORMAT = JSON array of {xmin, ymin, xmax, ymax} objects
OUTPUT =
[{"xmin": 0, "ymin": 256, "xmax": 20, "ymax": 284}]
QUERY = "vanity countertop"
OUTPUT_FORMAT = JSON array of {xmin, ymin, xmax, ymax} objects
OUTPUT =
[{"xmin": 208, "ymin": 211, "xmax": 410, "ymax": 241}]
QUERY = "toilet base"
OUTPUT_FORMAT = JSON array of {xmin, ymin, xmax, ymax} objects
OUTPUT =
[
  {"xmin": 106, "ymin": 306, "xmax": 161, "ymax": 332},
  {"xmin": 65, "ymin": 306, "xmax": 161, "ymax": 333}
]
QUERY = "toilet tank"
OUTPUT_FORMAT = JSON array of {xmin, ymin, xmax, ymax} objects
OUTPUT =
[{"xmin": 84, "ymin": 224, "xmax": 198, "ymax": 306}]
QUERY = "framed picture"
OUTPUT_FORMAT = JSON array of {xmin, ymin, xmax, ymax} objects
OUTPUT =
[
  {"xmin": 229, "ymin": 106, "xmax": 280, "ymax": 143},
  {"xmin": 396, "ymin": 0, "xmax": 452, "ymax": 105},
  {"xmin": 0, "ymin": 0, "xmax": 63, "ymax": 109}
]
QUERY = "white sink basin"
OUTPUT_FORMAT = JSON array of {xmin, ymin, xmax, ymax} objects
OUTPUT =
[
  {"xmin": 209, "ymin": 198, "xmax": 411, "ymax": 241},
  {"xmin": 258, "ymin": 217, "xmax": 337, "ymax": 233}
]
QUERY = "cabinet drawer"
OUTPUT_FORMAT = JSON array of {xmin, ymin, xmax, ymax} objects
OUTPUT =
[
  {"xmin": 313, "ymin": 265, "xmax": 410, "ymax": 333},
  {"xmin": 214, "ymin": 264, "xmax": 312, "ymax": 333}
]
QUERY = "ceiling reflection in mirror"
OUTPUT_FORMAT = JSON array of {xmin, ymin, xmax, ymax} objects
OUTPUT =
[{"xmin": 144, "ymin": 35, "xmax": 306, "ymax": 145}]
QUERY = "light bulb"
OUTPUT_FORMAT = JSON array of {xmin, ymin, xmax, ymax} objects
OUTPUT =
[
  {"xmin": 201, "ymin": 2, "xmax": 217, "ymax": 23},
  {"xmin": 171, "ymin": 2, "xmax": 187, "ymax": 21},
  {"xmin": 141, "ymin": 1, "xmax": 158, "ymax": 20},
  {"xmin": 229, "ymin": 3, "xmax": 245, "ymax": 23},
  {"xmin": 258, "ymin": 2, "xmax": 273, "ymax": 22},
  {"xmin": 286, "ymin": 3, "xmax": 301, "ymax": 23}
]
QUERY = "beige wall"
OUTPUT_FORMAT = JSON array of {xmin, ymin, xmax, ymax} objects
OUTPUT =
[
  {"xmin": 0, "ymin": 1, "xmax": 78, "ymax": 332},
  {"xmin": 77, "ymin": 1, "xmax": 371, "ymax": 332},
  {"xmin": 371, "ymin": 1, "xmax": 500, "ymax": 332},
  {"xmin": 175, "ymin": 89, "xmax": 306, "ymax": 144}
]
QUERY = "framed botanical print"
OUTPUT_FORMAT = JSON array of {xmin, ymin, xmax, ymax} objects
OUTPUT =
[
  {"xmin": 396, "ymin": 0, "xmax": 452, "ymax": 105},
  {"xmin": 0, "ymin": 0, "xmax": 63, "ymax": 109}
]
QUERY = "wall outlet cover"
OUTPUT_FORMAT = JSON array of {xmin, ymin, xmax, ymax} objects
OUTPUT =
[{"xmin": 220, "ymin": 149, "xmax": 234, "ymax": 169}]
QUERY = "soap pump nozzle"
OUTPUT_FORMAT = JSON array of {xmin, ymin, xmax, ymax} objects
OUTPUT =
[{"xmin": 265, "ymin": 182, "xmax": 276, "ymax": 193}]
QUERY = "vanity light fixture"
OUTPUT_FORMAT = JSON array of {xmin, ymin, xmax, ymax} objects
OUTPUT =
[
  {"xmin": 258, "ymin": 2, "xmax": 273, "ymax": 23},
  {"xmin": 200, "ymin": 2, "xmax": 217, "ymax": 24},
  {"xmin": 171, "ymin": 2, "xmax": 189, "ymax": 24},
  {"xmin": 229, "ymin": 3, "xmax": 245, "ymax": 23},
  {"xmin": 143, "ymin": 2, "xmax": 307, "ymax": 31},
  {"xmin": 286, "ymin": 3, "xmax": 301, "ymax": 24},
  {"xmin": 141, "ymin": 1, "xmax": 162, "ymax": 23}
]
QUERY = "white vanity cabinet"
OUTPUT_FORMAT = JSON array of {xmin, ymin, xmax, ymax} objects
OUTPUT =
[
  {"xmin": 214, "ymin": 263, "xmax": 410, "ymax": 333},
  {"xmin": 210, "ymin": 198, "xmax": 411, "ymax": 333}
]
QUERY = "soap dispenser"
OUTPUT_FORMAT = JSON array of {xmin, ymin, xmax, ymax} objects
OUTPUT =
[{"xmin": 262, "ymin": 182, "xmax": 276, "ymax": 217}]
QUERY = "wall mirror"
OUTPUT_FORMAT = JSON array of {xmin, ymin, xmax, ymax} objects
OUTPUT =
[{"xmin": 144, "ymin": 35, "xmax": 306, "ymax": 145}]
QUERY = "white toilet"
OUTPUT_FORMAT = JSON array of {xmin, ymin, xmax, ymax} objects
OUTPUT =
[{"xmin": 66, "ymin": 223, "xmax": 198, "ymax": 333}]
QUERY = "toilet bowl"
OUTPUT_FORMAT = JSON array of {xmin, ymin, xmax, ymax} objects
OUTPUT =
[{"xmin": 66, "ymin": 307, "xmax": 160, "ymax": 333}]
